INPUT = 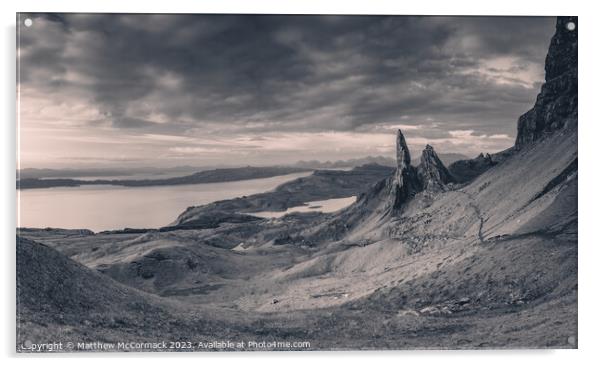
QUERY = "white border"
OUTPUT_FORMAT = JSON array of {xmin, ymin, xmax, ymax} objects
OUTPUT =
[{"xmin": 2, "ymin": 0, "xmax": 601, "ymax": 365}]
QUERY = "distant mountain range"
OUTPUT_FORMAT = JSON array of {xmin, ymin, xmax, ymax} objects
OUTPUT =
[
  {"xmin": 17, "ymin": 153, "xmax": 468, "ymax": 189},
  {"xmin": 292, "ymin": 153, "xmax": 469, "ymax": 170}
]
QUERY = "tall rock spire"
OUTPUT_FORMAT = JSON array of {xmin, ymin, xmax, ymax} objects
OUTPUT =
[
  {"xmin": 392, "ymin": 130, "xmax": 420, "ymax": 209},
  {"xmin": 396, "ymin": 129, "xmax": 411, "ymax": 174}
]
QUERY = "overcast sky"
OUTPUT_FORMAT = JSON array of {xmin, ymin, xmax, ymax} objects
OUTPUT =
[{"xmin": 18, "ymin": 14, "xmax": 555, "ymax": 168}]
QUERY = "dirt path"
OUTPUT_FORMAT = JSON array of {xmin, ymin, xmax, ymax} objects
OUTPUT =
[{"xmin": 457, "ymin": 190, "xmax": 486, "ymax": 244}]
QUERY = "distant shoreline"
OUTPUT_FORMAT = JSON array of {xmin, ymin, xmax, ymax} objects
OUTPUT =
[
  {"xmin": 18, "ymin": 164, "xmax": 393, "ymax": 232},
  {"xmin": 16, "ymin": 166, "xmax": 311, "ymax": 190}
]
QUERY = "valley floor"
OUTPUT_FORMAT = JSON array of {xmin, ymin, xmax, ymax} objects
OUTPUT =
[{"xmin": 17, "ymin": 225, "xmax": 577, "ymax": 351}]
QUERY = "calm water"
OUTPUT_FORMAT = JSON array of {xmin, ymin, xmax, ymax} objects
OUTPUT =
[
  {"xmin": 251, "ymin": 196, "xmax": 357, "ymax": 218},
  {"xmin": 17, "ymin": 172, "xmax": 312, "ymax": 232}
]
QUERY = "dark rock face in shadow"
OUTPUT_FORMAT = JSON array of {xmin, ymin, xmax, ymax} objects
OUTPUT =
[
  {"xmin": 515, "ymin": 16, "xmax": 577, "ymax": 147},
  {"xmin": 451, "ymin": 17, "xmax": 577, "ymax": 181}
]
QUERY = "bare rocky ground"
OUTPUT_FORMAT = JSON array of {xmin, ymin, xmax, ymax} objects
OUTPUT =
[{"xmin": 16, "ymin": 16, "xmax": 577, "ymax": 351}]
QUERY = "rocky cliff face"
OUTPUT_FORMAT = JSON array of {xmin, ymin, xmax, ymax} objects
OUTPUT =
[
  {"xmin": 417, "ymin": 145, "xmax": 455, "ymax": 191},
  {"xmin": 515, "ymin": 16, "xmax": 577, "ymax": 147}
]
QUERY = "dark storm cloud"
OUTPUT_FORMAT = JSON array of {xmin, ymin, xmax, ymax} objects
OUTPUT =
[{"xmin": 18, "ymin": 14, "xmax": 555, "ymax": 137}]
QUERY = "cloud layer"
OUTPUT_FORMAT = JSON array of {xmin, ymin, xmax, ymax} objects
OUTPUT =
[{"xmin": 18, "ymin": 14, "xmax": 555, "ymax": 168}]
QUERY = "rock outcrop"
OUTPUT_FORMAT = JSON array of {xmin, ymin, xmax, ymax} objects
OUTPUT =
[
  {"xmin": 448, "ymin": 152, "xmax": 497, "ymax": 183},
  {"xmin": 515, "ymin": 16, "xmax": 577, "ymax": 147},
  {"xmin": 391, "ymin": 130, "xmax": 421, "ymax": 209},
  {"xmin": 389, "ymin": 131, "xmax": 455, "ymax": 208},
  {"xmin": 417, "ymin": 145, "xmax": 455, "ymax": 191},
  {"xmin": 387, "ymin": 130, "xmax": 460, "ymax": 209}
]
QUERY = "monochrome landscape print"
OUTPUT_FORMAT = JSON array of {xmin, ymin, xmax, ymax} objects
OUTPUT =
[{"xmin": 17, "ymin": 14, "xmax": 577, "ymax": 351}]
